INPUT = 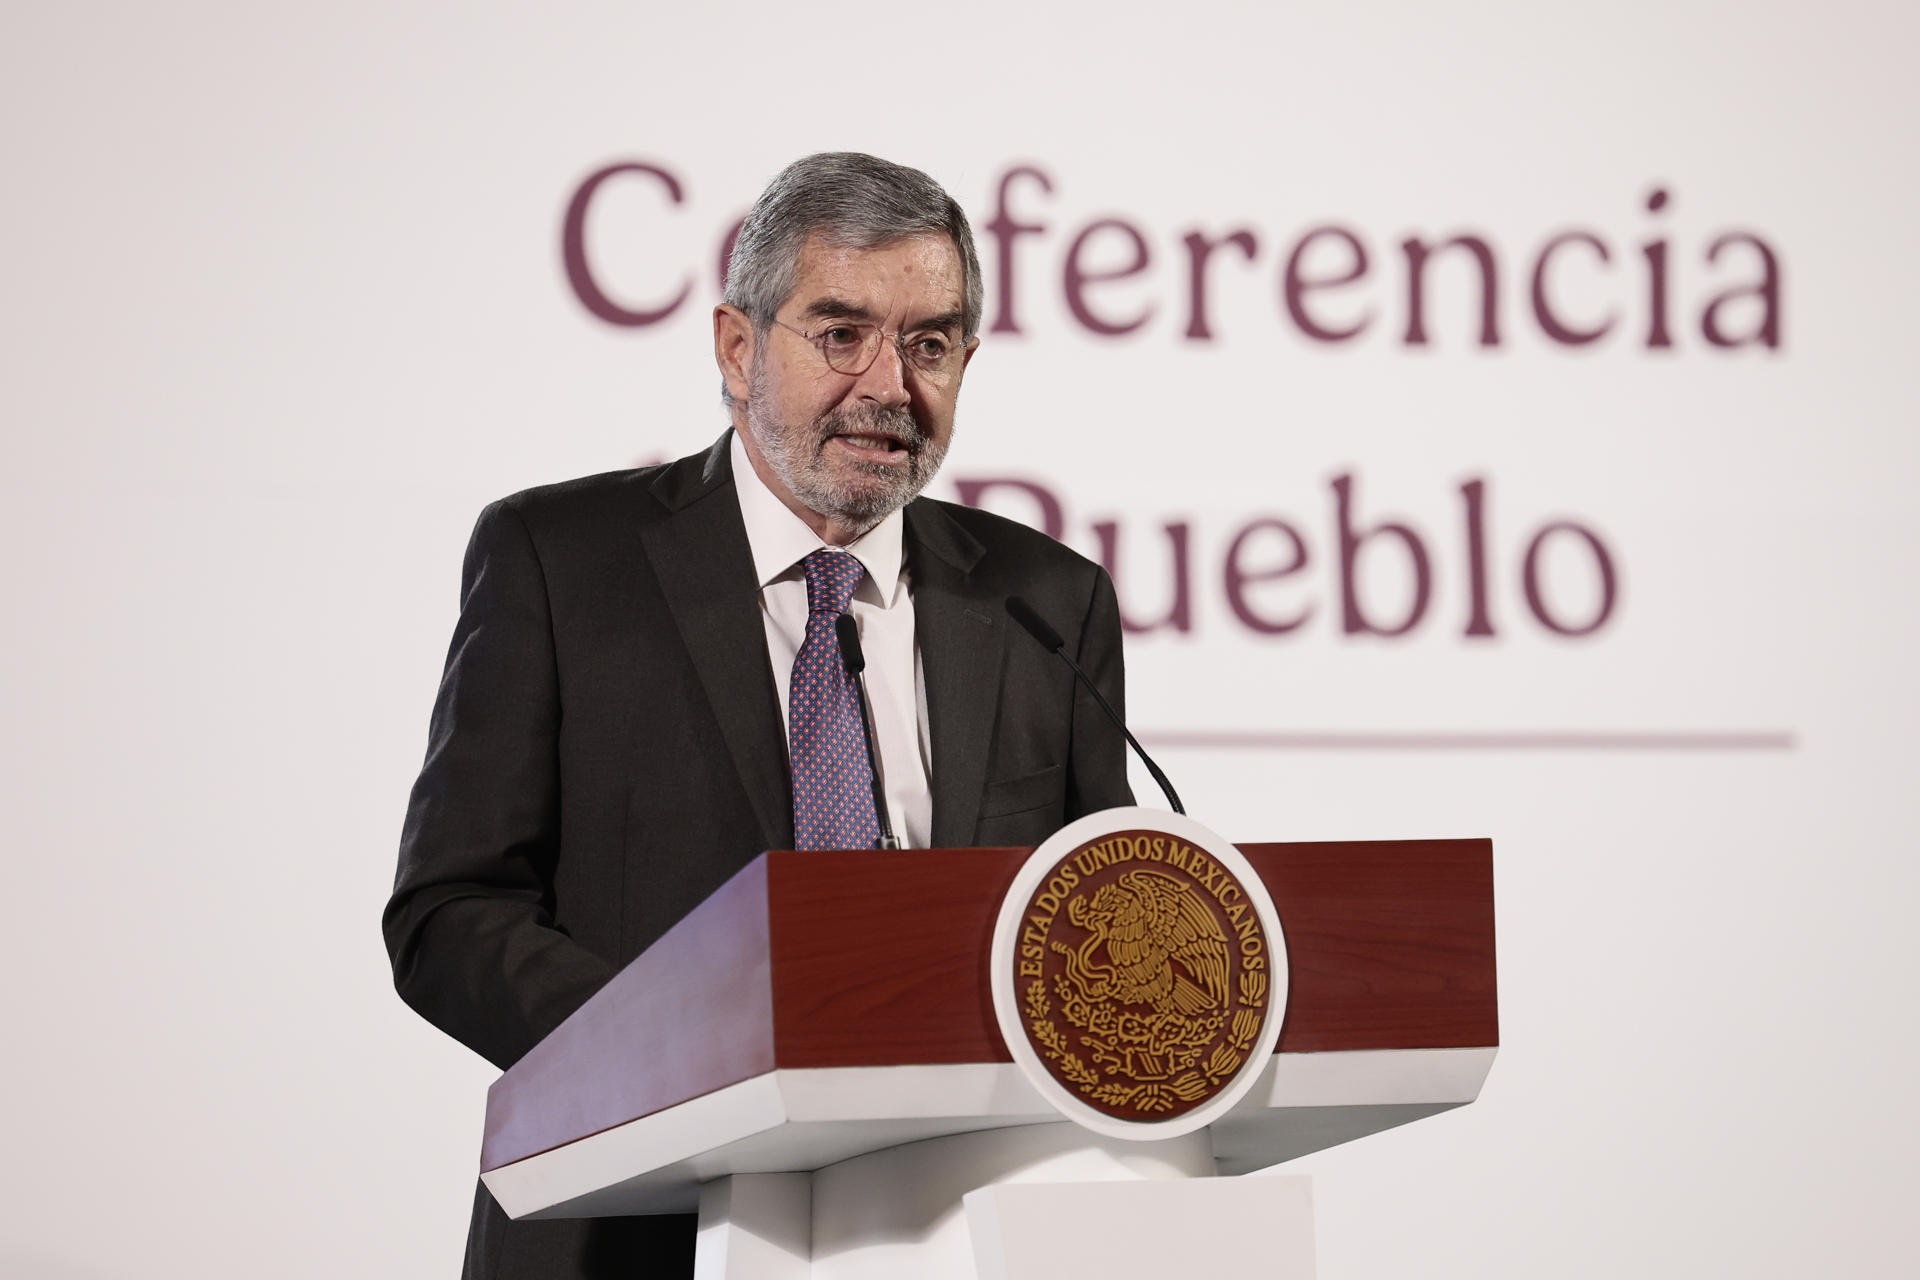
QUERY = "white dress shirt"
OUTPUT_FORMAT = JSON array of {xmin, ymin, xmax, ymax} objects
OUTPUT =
[{"xmin": 730, "ymin": 431, "xmax": 933, "ymax": 848}]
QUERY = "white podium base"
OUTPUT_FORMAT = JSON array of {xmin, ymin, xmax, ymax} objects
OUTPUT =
[{"xmin": 693, "ymin": 1122, "xmax": 1315, "ymax": 1280}]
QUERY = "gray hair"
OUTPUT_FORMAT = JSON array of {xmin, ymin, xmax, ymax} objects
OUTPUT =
[{"xmin": 725, "ymin": 152, "xmax": 984, "ymax": 343}]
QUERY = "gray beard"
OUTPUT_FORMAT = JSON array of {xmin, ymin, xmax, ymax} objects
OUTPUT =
[{"xmin": 745, "ymin": 391, "xmax": 949, "ymax": 531}]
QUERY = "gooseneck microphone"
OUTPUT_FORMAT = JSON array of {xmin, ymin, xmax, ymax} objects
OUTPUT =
[
  {"xmin": 834, "ymin": 611, "xmax": 900, "ymax": 850},
  {"xmin": 1004, "ymin": 595, "xmax": 1186, "ymax": 816}
]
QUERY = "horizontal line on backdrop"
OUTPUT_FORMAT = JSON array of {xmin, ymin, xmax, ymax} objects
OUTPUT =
[{"xmin": 1135, "ymin": 730, "xmax": 1799, "ymax": 751}]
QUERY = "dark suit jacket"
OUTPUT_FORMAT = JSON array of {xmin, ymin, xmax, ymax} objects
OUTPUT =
[{"xmin": 384, "ymin": 432, "xmax": 1132, "ymax": 1279}]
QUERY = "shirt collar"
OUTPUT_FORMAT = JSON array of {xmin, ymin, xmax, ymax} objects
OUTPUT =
[{"xmin": 730, "ymin": 430, "xmax": 907, "ymax": 605}]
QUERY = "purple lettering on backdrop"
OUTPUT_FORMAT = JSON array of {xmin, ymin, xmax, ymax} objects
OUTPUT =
[
  {"xmin": 1334, "ymin": 473, "xmax": 1432, "ymax": 636},
  {"xmin": 1064, "ymin": 218, "xmax": 1154, "ymax": 336},
  {"xmin": 987, "ymin": 166, "xmax": 1054, "ymax": 335},
  {"xmin": 959, "ymin": 471, "xmax": 1621, "ymax": 642},
  {"xmin": 1459, "ymin": 478, "xmax": 1496, "ymax": 637},
  {"xmin": 1182, "ymin": 228, "xmax": 1260, "ymax": 341},
  {"xmin": 560, "ymin": 163, "xmax": 1786, "ymax": 365},
  {"xmin": 716, "ymin": 215, "xmax": 747, "ymax": 294},
  {"xmin": 1095, "ymin": 520, "xmax": 1193, "ymax": 633},
  {"xmin": 1643, "ymin": 187, "xmax": 1673, "ymax": 349},
  {"xmin": 1701, "ymin": 232, "xmax": 1782, "ymax": 348},
  {"xmin": 1530, "ymin": 232, "xmax": 1617, "ymax": 345},
  {"xmin": 1402, "ymin": 234, "xmax": 1500, "ymax": 347},
  {"xmin": 1284, "ymin": 226, "xmax": 1372, "ymax": 342},
  {"xmin": 952, "ymin": 477, "xmax": 1065, "ymax": 542},
  {"xmin": 561, "ymin": 161, "xmax": 693, "ymax": 327},
  {"xmin": 1223, "ymin": 518, "xmax": 1313, "ymax": 634},
  {"xmin": 1523, "ymin": 522, "xmax": 1618, "ymax": 636}
]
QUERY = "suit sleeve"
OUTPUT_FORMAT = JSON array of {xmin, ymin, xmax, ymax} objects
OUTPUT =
[
  {"xmin": 1065, "ymin": 565, "xmax": 1137, "ymax": 817},
  {"xmin": 383, "ymin": 500, "xmax": 618, "ymax": 1070}
]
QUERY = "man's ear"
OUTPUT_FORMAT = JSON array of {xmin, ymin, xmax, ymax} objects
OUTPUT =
[
  {"xmin": 714, "ymin": 304, "xmax": 755, "ymax": 405},
  {"xmin": 961, "ymin": 334, "xmax": 981, "ymax": 372}
]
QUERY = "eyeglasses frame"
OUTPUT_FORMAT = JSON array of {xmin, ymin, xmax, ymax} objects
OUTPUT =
[{"xmin": 768, "ymin": 317, "xmax": 973, "ymax": 381}]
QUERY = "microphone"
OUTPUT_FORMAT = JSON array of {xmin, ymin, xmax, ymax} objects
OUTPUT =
[
  {"xmin": 1004, "ymin": 595, "xmax": 1185, "ymax": 816},
  {"xmin": 834, "ymin": 611, "xmax": 900, "ymax": 850}
]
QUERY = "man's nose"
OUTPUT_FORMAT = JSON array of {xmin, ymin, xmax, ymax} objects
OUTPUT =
[{"xmin": 853, "ymin": 335, "xmax": 912, "ymax": 407}]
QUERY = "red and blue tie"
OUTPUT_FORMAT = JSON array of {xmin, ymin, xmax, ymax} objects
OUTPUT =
[{"xmin": 788, "ymin": 550, "xmax": 880, "ymax": 851}]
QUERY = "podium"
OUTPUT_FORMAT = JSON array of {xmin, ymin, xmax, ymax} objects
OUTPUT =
[{"xmin": 479, "ymin": 839, "xmax": 1496, "ymax": 1278}]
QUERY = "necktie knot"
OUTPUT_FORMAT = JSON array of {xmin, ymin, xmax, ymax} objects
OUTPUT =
[{"xmin": 803, "ymin": 549, "xmax": 865, "ymax": 618}]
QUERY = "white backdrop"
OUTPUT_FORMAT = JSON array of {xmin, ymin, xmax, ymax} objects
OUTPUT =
[{"xmin": 3, "ymin": 2, "xmax": 1916, "ymax": 1276}]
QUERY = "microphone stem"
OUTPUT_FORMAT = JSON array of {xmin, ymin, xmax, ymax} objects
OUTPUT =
[
  {"xmin": 835, "ymin": 611, "xmax": 899, "ymax": 849},
  {"xmin": 849, "ymin": 674, "xmax": 898, "ymax": 848},
  {"xmin": 1004, "ymin": 594, "xmax": 1185, "ymax": 816},
  {"xmin": 1060, "ymin": 649, "xmax": 1185, "ymax": 816}
]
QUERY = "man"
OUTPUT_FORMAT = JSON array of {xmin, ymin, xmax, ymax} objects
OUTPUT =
[{"xmin": 385, "ymin": 152, "xmax": 1133, "ymax": 1279}]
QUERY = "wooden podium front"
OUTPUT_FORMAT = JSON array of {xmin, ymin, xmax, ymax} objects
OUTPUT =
[{"xmin": 479, "ymin": 838, "xmax": 1496, "ymax": 1236}]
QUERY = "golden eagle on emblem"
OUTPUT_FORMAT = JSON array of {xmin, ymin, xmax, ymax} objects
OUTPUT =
[{"xmin": 1056, "ymin": 869, "xmax": 1231, "ymax": 1016}]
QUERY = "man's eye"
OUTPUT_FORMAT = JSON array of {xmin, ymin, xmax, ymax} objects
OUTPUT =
[
  {"xmin": 821, "ymin": 326, "xmax": 864, "ymax": 349},
  {"xmin": 910, "ymin": 334, "xmax": 952, "ymax": 361}
]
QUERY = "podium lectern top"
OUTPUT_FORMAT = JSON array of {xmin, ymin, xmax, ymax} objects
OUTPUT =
[{"xmin": 481, "ymin": 839, "xmax": 1496, "ymax": 1220}]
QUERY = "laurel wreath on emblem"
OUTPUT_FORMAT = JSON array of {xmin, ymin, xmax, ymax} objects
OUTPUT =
[{"xmin": 1022, "ymin": 868, "xmax": 1269, "ymax": 1115}]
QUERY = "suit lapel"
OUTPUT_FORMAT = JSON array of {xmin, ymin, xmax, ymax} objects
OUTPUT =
[
  {"xmin": 907, "ymin": 500, "xmax": 1006, "ymax": 849},
  {"xmin": 639, "ymin": 435, "xmax": 794, "ymax": 853}
]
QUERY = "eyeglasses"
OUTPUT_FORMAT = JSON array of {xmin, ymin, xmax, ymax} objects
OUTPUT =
[{"xmin": 771, "ymin": 318, "xmax": 969, "ymax": 381}]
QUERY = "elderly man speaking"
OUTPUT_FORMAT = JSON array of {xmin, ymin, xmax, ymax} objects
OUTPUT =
[{"xmin": 385, "ymin": 152, "xmax": 1133, "ymax": 1279}]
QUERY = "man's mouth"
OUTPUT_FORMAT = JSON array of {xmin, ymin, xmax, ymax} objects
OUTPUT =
[{"xmin": 828, "ymin": 430, "xmax": 911, "ymax": 461}]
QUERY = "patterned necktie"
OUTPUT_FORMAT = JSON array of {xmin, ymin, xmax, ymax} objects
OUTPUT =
[{"xmin": 788, "ymin": 549, "xmax": 881, "ymax": 851}]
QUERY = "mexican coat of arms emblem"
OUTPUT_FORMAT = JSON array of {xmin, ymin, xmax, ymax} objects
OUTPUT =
[{"xmin": 991, "ymin": 809, "xmax": 1288, "ymax": 1137}]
